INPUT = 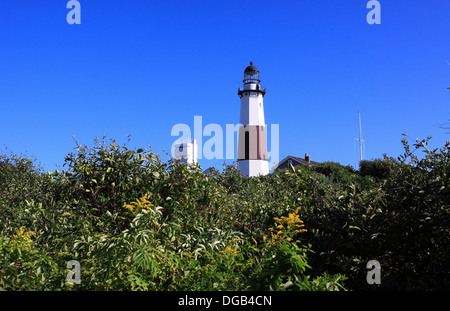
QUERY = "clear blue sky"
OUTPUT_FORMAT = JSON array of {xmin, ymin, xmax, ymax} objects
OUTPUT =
[{"xmin": 1, "ymin": 0, "xmax": 449, "ymax": 172}]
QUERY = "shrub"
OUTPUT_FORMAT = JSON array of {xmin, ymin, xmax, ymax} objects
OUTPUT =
[
  {"xmin": 359, "ymin": 157, "xmax": 393, "ymax": 180},
  {"xmin": 0, "ymin": 135, "xmax": 448, "ymax": 290}
]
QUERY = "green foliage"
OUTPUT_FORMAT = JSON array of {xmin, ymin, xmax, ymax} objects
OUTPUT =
[
  {"xmin": 311, "ymin": 161, "xmax": 355, "ymax": 185},
  {"xmin": 300, "ymin": 135, "xmax": 450, "ymax": 290},
  {"xmin": 0, "ymin": 226, "xmax": 66, "ymax": 290},
  {"xmin": 359, "ymin": 157, "xmax": 393, "ymax": 180},
  {"xmin": 0, "ymin": 135, "xmax": 448, "ymax": 291}
]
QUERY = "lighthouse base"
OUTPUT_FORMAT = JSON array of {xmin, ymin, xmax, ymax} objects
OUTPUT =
[{"xmin": 238, "ymin": 160, "xmax": 269, "ymax": 177}]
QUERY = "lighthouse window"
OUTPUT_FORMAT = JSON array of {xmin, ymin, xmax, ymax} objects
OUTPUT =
[
  {"xmin": 245, "ymin": 131, "xmax": 249, "ymax": 160},
  {"xmin": 179, "ymin": 145, "xmax": 183, "ymax": 152}
]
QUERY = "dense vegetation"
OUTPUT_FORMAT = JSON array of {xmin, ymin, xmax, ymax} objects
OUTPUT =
[{"xmin": 0, "ymin": 135, "xmax": 448, "ymax": 291}]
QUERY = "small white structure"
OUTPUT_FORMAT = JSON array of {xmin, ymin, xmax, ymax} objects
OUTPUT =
[
  {"xmin": 237, "ymin": 62, "xmax": 269, "ymax": 177},
  {"xmin": 174, "ymin": 139, "xmax": 198, "ymax": 165}
]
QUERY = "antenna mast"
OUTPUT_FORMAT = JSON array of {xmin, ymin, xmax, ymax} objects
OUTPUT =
[{"xmin": 355, "ymin": 110, "xmax": 365, "ymax": 162}]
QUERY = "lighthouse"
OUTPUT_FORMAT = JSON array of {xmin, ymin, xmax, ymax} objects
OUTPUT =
[{"xmin": 237, "ymin": 62, "xmax": 269, "ymax": 177}]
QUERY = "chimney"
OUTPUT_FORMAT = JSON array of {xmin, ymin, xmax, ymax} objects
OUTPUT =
[{"xmin": 305, "ymin": 153, "xmax": 310, "ymax": 163}]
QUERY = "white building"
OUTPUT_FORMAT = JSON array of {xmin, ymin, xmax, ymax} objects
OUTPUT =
[
  {"xmin": 237, "ymin": 62, "xmax": 269, "ymax": 177},
  {"xmin": 174, "ymin": 139, "xmax": 198, "ymax": 165}
]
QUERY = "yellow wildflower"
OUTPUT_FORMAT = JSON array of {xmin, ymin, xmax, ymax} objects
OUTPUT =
[
  {"xmin": 123, "ymin": 194, "xmax": 154, "ymax": 217},
  {"xmin": 10, "ymin": 226, "xmax": 36, "ymax": 251},
  {"xmin": 265, "ymin": 207, "xmax": 307, "ymax": 245},
  {"xmin": 220, "ymin": 244, "xmax": 239, "ymax": 257}
]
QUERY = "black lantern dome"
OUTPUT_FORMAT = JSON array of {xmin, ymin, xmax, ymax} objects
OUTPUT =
[{"xmin": 243, "ymin": 62, "xmax": 260, "ymax": 84}]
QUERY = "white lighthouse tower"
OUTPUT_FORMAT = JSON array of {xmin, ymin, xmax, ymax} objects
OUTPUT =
[{"xmin": 237, "ymin": 62, "xmax": 269, "ymax": 177}]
